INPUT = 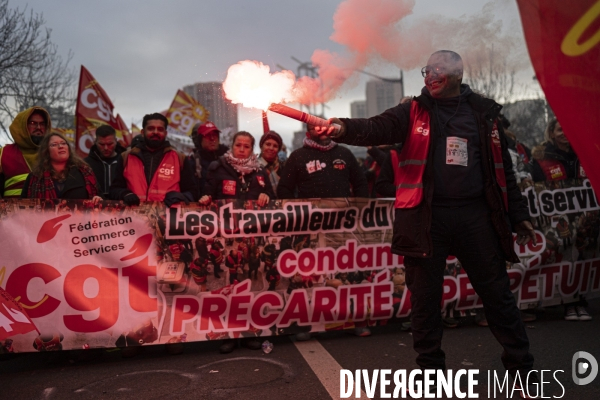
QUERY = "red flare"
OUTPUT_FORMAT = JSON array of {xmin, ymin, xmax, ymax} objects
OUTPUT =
[{"xmin": 268, "ymin": 103, "xmax": 340, "ymax": 132}]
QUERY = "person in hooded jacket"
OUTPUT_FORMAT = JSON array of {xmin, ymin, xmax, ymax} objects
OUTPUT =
[
  {"xmin": 530, "ymin": 119, "xmax": 585, "ymax": 183},
  {"xmin": 84, "ymin": 125, "xmax": 127, "ymax": 198},
  {"xmin": 199, "ymin": 131, "xmax": 274, "ymax": 206},
  {"xmin": 0, "ymin": 107, "xmax": 51, "ymax": 198},
  {"xmin": 189, "ymin": 121, "xmax": 229, "ymax": 196}
]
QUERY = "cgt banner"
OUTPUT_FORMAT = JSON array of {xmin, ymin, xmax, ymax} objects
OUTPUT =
[{"xmin": 0, "ymin": 182, "xmax": 599, "ymax": 353}]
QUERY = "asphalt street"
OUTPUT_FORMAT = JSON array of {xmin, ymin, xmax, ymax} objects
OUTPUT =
[{"xmin": 1, "ymin": 299, "xmax": 599, "ymax": 400}]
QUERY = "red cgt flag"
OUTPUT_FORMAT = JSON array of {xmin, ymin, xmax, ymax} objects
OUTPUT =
[
  {"xmin": 517, "ymin": 0, "xmax": 600, "ymax": 190},
  {"xmin": 0, "ymin": 287, "xmax": 39, "ymax": 340},
  {"xmin": 164, "ymin": 90, "xmax": 209, "ymax": 136},
  {"xmin": 74, "ymin": 66, "xmax": 118, "ymax": 157}
]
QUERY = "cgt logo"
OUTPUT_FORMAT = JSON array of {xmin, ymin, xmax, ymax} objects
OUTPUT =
[
  {"xmin": 572, "ymin": 351, "xmax": 598, "ymax": 385},
  {"xmin": 160, "ymin": 165, "xmax": 176, "ymax": 176},
  {"xmin": 416, "ymin": 126, "xmax": 429, "ymax": 136}
]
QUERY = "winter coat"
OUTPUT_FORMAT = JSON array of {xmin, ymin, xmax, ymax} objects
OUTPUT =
[
  {"xmin": 205, "ymin": 156, "xmax": 275, "ymax": 201},
  {"xmin": 375, "ymin": 145, "xmax": 403, "ymax": 198},
  {"xmin": 84, "ymin": 142, "xmax": 127, "ymax": 196},
  {"xmin": 277, "ymin": 144, "xmax": 369, "ymax": 199},
  {"xmin": 530, "ymin": 141, "xmax": 584, "ymax": 182},
  {"xmin": 188, "ymin": 144, "xmax": 229, "ymax": 196},
  {"xmin": 338, "ymin": 86, "xmax": 530, "ymax": 262},
  {"xmin": 109, "ymin": 141, "xmax": 199, "ymax": 202},
  {"xmin": 0, "ymin": 107, "xmax": 51, "ymax": 197},
  {"xmin": 21, "ymin": 165, "xmax": 99, "ymax": 200}
]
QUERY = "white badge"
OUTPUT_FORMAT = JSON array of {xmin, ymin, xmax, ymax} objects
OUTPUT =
[{"xmin": 446, "ymin": 136, "xmax": 468, "ymax": 166}]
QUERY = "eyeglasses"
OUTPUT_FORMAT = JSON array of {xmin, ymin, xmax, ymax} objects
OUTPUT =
[
  {"xmin": 49, "ymin": 142, "xmax": 68, "ymax": 149},
  {"xmin": 421, "ymin": 65, "xmax": 446, "ymax": 77},
  {"xmin": 28, "ymin": 121, "xmax": 46, "ymax": 129}
]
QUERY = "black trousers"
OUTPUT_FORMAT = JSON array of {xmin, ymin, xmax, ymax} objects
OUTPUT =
[{"xmin": 404, "ymin": 199, "xmax": 534, "ymax": 374}]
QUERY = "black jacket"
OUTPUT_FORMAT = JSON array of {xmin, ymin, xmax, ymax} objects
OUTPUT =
[
  {"xmin": 84, "ymin": 143, "xmax": 127, "ymax": 197},
  {"xmin": 205, "ymin": 157, "xmax": 275, "ymax": 201},
  {"xmin": 189, "ymin": 144, "xmax": 229, "ymax": 196},
  {"xmin": 338, "ymin": 87, "xmax": 530, "ymax": 262},
  {"xmin": 109, "ymin": 141, "xmax": 199, "ymax": 202},
  {"xmin": 530, "ymin": 141, "xmax": 582, "ymax": 182},
  {"xmin": 277, "ymin": 144, "xmax": 369, "ymax": 199},
  {"xmin": 21, "ymin": 166, "xmax": 93, "ymax": 200},
  {"xmin": 375, "ymin": 145, "xmax": 403, "ymax": 198}
]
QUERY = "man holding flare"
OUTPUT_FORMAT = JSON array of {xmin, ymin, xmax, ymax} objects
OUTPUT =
[{"xmin": 315, "ymin": 50, "xmax": 539, "ymax": 395}]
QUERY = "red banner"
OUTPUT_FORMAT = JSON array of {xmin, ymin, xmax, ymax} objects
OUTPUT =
[
  {"xmin": 74, "ymin": 66, "xmax": 118, "ymax": 157},
  {"xmin": 517, "ymin": 0, "xmax": 600, "ymax": 191},
  {"xmin": 1, "ymin": 181, "xmax": 600, "ymax": 352}
]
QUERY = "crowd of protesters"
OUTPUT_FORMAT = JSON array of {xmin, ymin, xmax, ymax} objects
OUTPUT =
[{"xmin": 0, "ymin": 76, "xmax": 594, "ymax": 360}]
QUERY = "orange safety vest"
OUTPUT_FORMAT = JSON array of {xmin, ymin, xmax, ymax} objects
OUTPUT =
[
  {"xmin": 0, "ymin": 144, "xmax": 32, "ymax": 197},
  {"xmin": 123, "ymin": 150, "xmax": 181, "ymax": 201},
  {"xmin": 392, "ymin": 100, "xmax": 509, "ymax": 210}
]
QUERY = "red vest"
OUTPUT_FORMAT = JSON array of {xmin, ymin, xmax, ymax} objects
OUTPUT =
[
  {"xmin": 537, "ymin": 159, "xmax": 585, "ymax": 181},
  {"xmin": 123, "ymin": 150, "xmax": 181, "ymax": 201},
  {"xmin": 210, "ymin": 247, "xmax": 223, "ymax": 264},
  {"xmin": 190, "ymin": 258, "xmax": 209, "ymax": 284},
  {"xmin": 0, "ymin": 144, "xmax": 32, "ymax": 197},
  {"xmin": 392, "ymin": 101, "xmax": 509, "ymax": 210},
  {"xmin": 226, "ymin": 253, "xmax": 243, "ymax": 274}
]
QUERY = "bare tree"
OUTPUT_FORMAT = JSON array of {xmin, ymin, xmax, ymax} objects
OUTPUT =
[
  {"xmin": 0, "ymin": 0, "xmax": 75, "ymax": 142},
  {"xmin": 502, "ymin": 99, "xmax": 554, "ymax": 148},
  {"xmin": 462, "ymin": 46, "xmax": 521, "ymax": 105}
]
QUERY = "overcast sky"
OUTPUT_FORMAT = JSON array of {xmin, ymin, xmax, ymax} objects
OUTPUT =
[{"xmin": 5, "ymin": 0, "xmax": 534, "ymax": 148}]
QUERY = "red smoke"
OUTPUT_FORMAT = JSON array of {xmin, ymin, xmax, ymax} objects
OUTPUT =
[{"xmin": 224, "ymin": 0, "xmax": 526, "ymax": 107}]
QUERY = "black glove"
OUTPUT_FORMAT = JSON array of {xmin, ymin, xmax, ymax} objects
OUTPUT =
[
  {"xmin": 164, "ymin": 191, "xmax": 190, "ymax": 208},
  {"xmin": 123, "ymin": 193, "xmax": 140, "ymax": 206}
]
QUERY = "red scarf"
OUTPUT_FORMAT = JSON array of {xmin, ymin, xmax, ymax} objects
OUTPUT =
[{"xmin": 27, "ymin": 165, "xmax": 99, "ymax": 199}]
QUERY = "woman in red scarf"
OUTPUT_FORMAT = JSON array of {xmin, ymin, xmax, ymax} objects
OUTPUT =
[{"xmin": 21, "ymin": 132, "xmax": 101, "ymax": 201}]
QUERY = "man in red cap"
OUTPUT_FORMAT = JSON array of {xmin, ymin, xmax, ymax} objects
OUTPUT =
[{"xmin": 189, "ymin": 121, "xmax": 229, "ymax": 195}]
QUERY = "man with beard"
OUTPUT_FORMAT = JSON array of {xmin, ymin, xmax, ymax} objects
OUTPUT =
[
  {"xmin": 0, "ymin": 107, "xmax": 51, "ymax": 198},
  {"xmin": 318, "ymin": 50, "xmax": 539, "ymax": 397},
  {"xmin": 109, "ymin": 113, "xmax": 198, "ymax": 206},
  {"xmin": 189, "ymin": 121, "xmax": 229, "ymax": 195},
  {"xmin": 276, "ymin": 124, "xmax": 368, "ymax": 199},
  {"xmin": 84, "ymin": 125, "xmax": 127, "ymax": 197}
]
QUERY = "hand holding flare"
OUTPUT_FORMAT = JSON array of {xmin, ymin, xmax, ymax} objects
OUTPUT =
[{"xmin": 267, "ymin": 103, "xmax": 342, "ymax": 135}]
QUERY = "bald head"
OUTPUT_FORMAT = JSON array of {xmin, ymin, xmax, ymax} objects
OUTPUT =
[{"xmin": 423, "ymin": 50, "xmax": 463, "ymax": 99}]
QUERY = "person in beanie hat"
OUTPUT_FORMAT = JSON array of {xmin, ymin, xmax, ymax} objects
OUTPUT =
[
  {"xmin": 189, "ymin": 121, "xmax": 229, "ymax": 196},
  {"xmin": 258, "ymin": 131, "xmax": 285, "ymax": 194}
]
